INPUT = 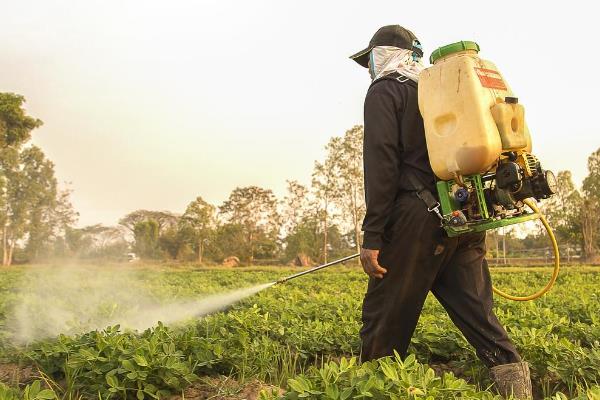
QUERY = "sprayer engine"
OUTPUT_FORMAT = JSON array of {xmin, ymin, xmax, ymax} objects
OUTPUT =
[
  {"xmin": 491, "ymin": 152, "xmax": 557, "ymax": 206},
  {"xmin": 437, "ymin": 151, "xmax": 557, "ymax": 236}
]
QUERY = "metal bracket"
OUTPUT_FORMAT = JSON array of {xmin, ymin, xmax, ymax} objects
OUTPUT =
[{"xmin": 427, "ymin": 202, "xmax": 444, "ymax": 225}]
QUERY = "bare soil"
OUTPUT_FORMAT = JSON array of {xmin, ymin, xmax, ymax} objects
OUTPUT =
[
  {"xmin": 0, "ymin": 363, "xmax": 35, "ymax": 387},
  {"xmin": 167, "ymin": 376, "xmax": 282, "ymax": 400},
  {"xmin": 429, "ymin": 361, "xmax": 466, "ymax": 378}
]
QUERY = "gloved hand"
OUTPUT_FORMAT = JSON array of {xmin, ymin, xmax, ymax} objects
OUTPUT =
[{"xmin": 360, "ymin": 248, "xmax": 388, "ymax": 279}]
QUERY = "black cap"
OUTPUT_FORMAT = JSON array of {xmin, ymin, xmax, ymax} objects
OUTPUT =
[{"xmin": 350, "ymin": 25, "xmax": 422, "ymax": 68}]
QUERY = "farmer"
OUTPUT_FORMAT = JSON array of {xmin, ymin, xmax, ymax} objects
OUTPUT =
[{"xmin": 351, "ymin": 25, "xmax": 532, "ymax": 399}]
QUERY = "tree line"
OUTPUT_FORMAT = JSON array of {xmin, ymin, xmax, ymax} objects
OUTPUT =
[
  {"xmin": 98, "ymin": 124, "xmax": 366, "ymax": 265},
  {"xmin": 1, "ymin": 92, "xmax": 599, "ymax": 266}
]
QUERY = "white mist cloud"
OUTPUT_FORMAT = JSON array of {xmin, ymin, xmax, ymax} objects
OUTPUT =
[{"xmin": 7, "ymin": 265, "xmax": 273, "ymax": 344}]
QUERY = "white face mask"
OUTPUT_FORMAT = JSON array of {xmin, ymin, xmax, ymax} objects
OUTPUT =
[{"xmin": 368, "ymin": 46, "xmax": 425, "ymax": 82}]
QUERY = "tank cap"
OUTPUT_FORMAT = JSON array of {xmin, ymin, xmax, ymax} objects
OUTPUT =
[{"xmin": 429, "ymin": 41, "xmax": 480, "ymax": 64}]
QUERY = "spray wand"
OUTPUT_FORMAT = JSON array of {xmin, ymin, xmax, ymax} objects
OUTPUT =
[{"xmin": 276, "ymin": 253, "xmax": 360, "ymax": 284}]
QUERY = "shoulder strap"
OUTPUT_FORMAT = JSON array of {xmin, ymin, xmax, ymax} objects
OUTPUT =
[
  {"xmin": 370, "ymin": 72, "xmax": 416, "ymax": 88},
  {"xmin": 406, "ymin": 173, "xmax": 444, "ymax": 223}
]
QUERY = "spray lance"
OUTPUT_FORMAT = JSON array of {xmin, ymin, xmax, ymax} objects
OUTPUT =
[
  {"xmin": 276, "ymin": 41, "xmax": 561, "ymax": 301},
  {"xmin": 276, "ymin": 253, "xmax": 360, "ymax": 284}
]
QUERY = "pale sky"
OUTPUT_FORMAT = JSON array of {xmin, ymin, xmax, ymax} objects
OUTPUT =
[{"xmin": 1, "ymin": 0, "xmax": 598, "ymax": 227}]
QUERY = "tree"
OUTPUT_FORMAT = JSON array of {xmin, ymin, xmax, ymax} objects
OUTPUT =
[
  {"xmin": 64, "ymin": 226, "xmax": 94, "ymax": 256},
  {"xmin": 119, "ymin": 210, "xmax": 178, "ymax": 235},
  {"xmin": 133, "ymin": 219, "xmax": 160, "ymax": 259},
  {"xmin": 22, "ymin": 146, "xmax": 59, "ymax": 260},
  {"xmin": 65, "ymin": 224, "xmax": 128, "ymax": 259},
  {"xmin": 159, "ymin": 227, "xmax": 193, "ymax": 260},
  {"xmin": 281, "ymin": 180, "xmax": 312, "ymax": 262},
  {"xmin": 1, "ymin": 146, "xmax": 23, "ymax": 265},
  {"xmin": 219, "ymin": 186, "xmax": 280, "ymax": 262},
  {"xmin": 180, "ymin": 196, "xmax": 216, "ymax": 263},
  {"xmin": 312, "ymin": 153, "xmax": 340, "ymax": 263},
  {"xmin": 283, "ymin": 213, "xmax": 351, "ymax": 264},
  {"xmin": 582, "ymin": 148, "xmax": 600, "ymax": 261},
  {"xmin": 1, "ymin": 93, "xmax": 43, "ymax": 265},
  {"xmin": 213, "ymin": 223, "xmax": 249, "ymax": 262},
  {"xmin": 0, "ymin": 93, "xmax": 42, "ymax": 147},
  {"xmin": 331, "ymin": 125, "xmax": 365, "ymax": 255},
  {"xmin": 1, "ymin": 146, "xmax": 77, "ymax": 264},
  {"xmin": 542, "ymin": 170, "xmax": 583, "ymax": 246},
  {"xmin": 23, "ymin": 149, "xmax": 77, "ymax": 260},
  {"xmin": 0, "ymin": 93, "xmax": 77, "ymax": 265},
  {"xmin": 281, "ymin": 180, "xmax": 310, "ymax": 236}
]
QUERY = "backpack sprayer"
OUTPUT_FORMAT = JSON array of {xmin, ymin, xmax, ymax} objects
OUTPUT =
[{"xmin": 278, "ymin": 42, "xmax": 560, "ymax": 302}]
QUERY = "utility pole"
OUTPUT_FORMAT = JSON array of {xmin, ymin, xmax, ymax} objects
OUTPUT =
[
  {"xmin": 502, "ymin": 227, "xmax": 507, "ymax": 265},
  {"xmin": 495, "ymin": 231, "xmax": 500, "ymax": 261}
]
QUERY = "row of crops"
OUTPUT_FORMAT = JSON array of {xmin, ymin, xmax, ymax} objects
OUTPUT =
[{"xmin": 0, "ymin": 265, "xmax": 598, "ymax": 399}]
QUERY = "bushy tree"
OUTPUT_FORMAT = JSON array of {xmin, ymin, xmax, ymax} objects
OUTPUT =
[
  {"xmin": 281, "ymin": 180, "xmax": 310, "ymax": 236},
  {"xmin": 582, "ymin": 148, "xmax": 600, "ymax": 261},
  {"xmin": 119, "ymin": 210, "xmax": 178, "ymax": 235},
  {"xmin": 179, "ymin": 196, "xmax": 216, "ymax": 263},
  {"xmin": 312, "ymin": 155, "xmax": 340, "ymax": 263},
  {"xmin": 64, "ymin": 224, "xmax": 128, "ymax": 259},
  {"xmin": 159, "ymin": 227, "xmax": 193, "ymax": 260},
  {"xmin": 133, "ymin": 219, "xmax": 160, "ymax": 259},
  {"xmin": 212, "ymin": 223, "xmax": 249, "ymax": 262},
  {"xmin": 1, "ymin": 93, "xmax": 75, "ymax": 265},
  {"xmin": 542, "ymin": 170, "xmax": 583, "ymax": 246},
  {"xmin": 311, "ymin": 125, "xmax": 365, "ymax": 262},
  {"xmin": 331, "ymin": 125, "xmax": 365, "ymax": 254},
  {"xmin": 219, "ymin": 186, "xmax": 280, "ymax": 262},
  {"xmin": 0, "ymin": 93, "xmax": 42, "ymax": 147},
  {"xmin": 283, "ymin": 216, "xmax": 320, "ymax": 263}
]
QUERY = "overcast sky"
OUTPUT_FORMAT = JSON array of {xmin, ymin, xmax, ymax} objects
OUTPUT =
[{"xmin": 1, "ymin": 0, "xmax": 598, "ymax": 227}]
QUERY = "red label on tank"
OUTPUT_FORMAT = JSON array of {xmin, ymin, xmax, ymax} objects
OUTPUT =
[{"xmin": 475, "ymin": 67, "xmax": 507, "ymax": 90}]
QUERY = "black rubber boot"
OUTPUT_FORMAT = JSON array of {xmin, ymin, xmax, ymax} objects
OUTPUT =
[{"xmin": 490, "ymin": 362, "xmax": 533, "ymax": 399}]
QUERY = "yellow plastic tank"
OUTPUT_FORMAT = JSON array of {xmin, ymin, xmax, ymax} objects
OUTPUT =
[{"xmin": 418, "ymin": 41, "xmax": 532, "ymax": 181}]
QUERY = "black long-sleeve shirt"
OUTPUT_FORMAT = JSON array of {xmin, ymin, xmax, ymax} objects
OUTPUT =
[{"xmin": 361, "ymin": 73, "xmax": 437, "ymax": 250}]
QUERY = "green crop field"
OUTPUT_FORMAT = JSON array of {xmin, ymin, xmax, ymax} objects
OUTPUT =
[{"xmin": 0, "ymin": 265, "xmax": 598, "ymax": 400}]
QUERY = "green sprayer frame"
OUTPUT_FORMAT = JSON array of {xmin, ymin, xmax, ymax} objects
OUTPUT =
[{"xmin": 436, "ymin": 174, "xmax": 540, "ymax": 237}]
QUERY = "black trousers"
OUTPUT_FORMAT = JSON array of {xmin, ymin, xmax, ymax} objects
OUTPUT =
[{"xmin": 360, "ymin": 193, "xmax": 521, "ymax": 367}]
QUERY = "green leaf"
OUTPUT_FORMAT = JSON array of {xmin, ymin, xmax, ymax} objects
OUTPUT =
[
  {"xmin": 340, "ymin": 387, "xmax": 354, "ymax": 400},
  {"xmin": 106, "ymin": 374, "xmax": 119, "ymax": 388},
  {"xmin": 325, "ymin": 385, "xmax": 339, "ymax": 399},
  {"xmin": 288, "ymin": 378, "xmax": 308, "ymax": 393},
  {"xmin": 134, "ymin": 354, "xmax": 149, "ymax": 367},
  {"xmin": 380, "ymin": 361, "xmax": 399, "ymax": 381},
  {"xmin": 36, "ymin": 390, "xmax": 57, "ymax": 400},
  {"xmin": 122, "ymin": 359, "xmax": 136, "ymax": 371},
  {"xmin": 127, "ymin": 371, "xmax": 138, "ymax": 380},
  {"xmin": 29, "ymin": 381, "xmax": 41, "ymax": 396}
]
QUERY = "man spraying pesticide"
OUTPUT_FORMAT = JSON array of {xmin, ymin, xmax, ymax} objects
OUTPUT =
[{"xmin": 277, "ymin": 25, "xmax": 560, "ymax": 399}]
